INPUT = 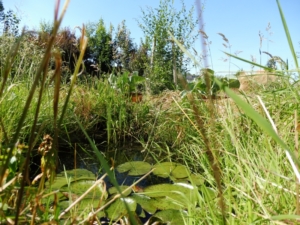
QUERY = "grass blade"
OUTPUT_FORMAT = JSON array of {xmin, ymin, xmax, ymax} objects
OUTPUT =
[
  {"xmin": 271, "ymin": 214, "xmax": 300, "ymax": 221},
  {"xmin": 276, "ymin": 0, "xmax": 299, "ymax": 73},
  {"xmin": 223, "ymin": 52, "xmax": 273, "ymax": 71}
]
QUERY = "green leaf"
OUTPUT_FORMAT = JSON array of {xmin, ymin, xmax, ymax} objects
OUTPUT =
[
  {"xmin": 171, "ymin": 164, "xmax": 190, "ymax": 179},
  {"xmin": 59, "ymin": 199, "xmax": 106, "ymax": 218},
  {"xmin": 131, "ymin": 193, "xmax": 157, "ymax": 214},
  {"xmin": 150, "ymin": 209, "xmax": 187, "ymax": 225},
  {"xmin": 152, "ymin": 162, "xmax": 178, "ymax": 178},
  {"xmin": 271, "ymin": 214, "xmax": 300, "ymax": 221},
  {"xmin": 276, "ymin": 0, "xmax": 299, "ymax": 73},
  {"xmin": 57, "ymin": 169, "xmax": 96, "ymax": 179},
  {"xmin": 117, "ymin": 161, "xmax": 152, "ymax": 176},
  {"xmin": 105, "ymin": 197, "xmax": 137, "ymax": 221},
  {"xmin": 60, "ymin": 179, "xmax": 108, "ymax": 200},
  {"xmin": 47, "ymin": 169, "xmax": 96, "ymax": 190},
  {"xmin": 171, "ymin": 173, "xmax": 204, "ymax": 186},
  {"xmin": 189, "ymin": 173, "xmax": 204, "ymax": 186},
  {"xmin": 151, "ymin": 197, "xmax": 183, "ymax": 210},
  {"xmin": 108, "ymin": 185, "xmax": 132, "ymax": 197},
  {"xmin": 153, "ymin": 162, "xmax": 190, "ymax": 179},
  {"xmin": 142, "ymin": 183, "xmax": 198, "ymax": 207}
]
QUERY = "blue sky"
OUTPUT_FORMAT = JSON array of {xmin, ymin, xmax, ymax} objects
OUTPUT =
[{"xmin": 3, "ymin": 0, "xmax": 300, "ymax": 75}]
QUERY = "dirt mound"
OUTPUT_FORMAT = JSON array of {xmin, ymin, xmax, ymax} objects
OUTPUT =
[{"xmin": 148, "ymin": 90, "xmax": 182, "ymax": 111}]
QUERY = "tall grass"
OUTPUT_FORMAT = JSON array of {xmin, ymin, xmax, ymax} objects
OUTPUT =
[
  {"xmin": 153, "ymin": 0, "xmax": 300, "ymax": 223},
  {"xmin": 0, "ymin": 0, "xmax": 88, "ymax": 223}
]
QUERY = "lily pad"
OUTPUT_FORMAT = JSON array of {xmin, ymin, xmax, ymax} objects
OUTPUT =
[
  {"xmin": 57, "ymin": 169, "xmax": 95, "ymax": 178},
  {"xmin": 116, "ymin": 161, "xmax": 152, "ymax": 176},
  {"xmin": 151, "ymin": 197, "xmax": 183, "ymax": 210},
  {"xmin": 142, "ymin": 183, "xmax": 198, "ymax": 207},
  {"xmin": 108, "ymin": 185, "xmax": 132, "ymax": 197},
  {"xmin": 46, "ymin": 169, "xmax": 96, "ymax": 190},
  {"xmin": 105, "ymin": 197, "xmax": 137, "ymax": 221},
  {"xmin": 131, "ymin": 193, "xmax": 157, "ymax": 214},
  {"xmin": 150, "ymin": 209, "xmax": 187, "ymax": 225},
  {"xmin": 171, "ymin": 173, "xmax": 204, "ymax": 186},
  {"xmin": 152, "ymin": 162, "xmax": 190, "ymax": 179},
  {"xmin": 152, "ymin": 162, "xmax": 177, "ymax": 178},
  {"xmin": 171, "ymin": 165, "xmax": 190, "ymax": 179},
  {"xmin": 59, "ymin": 198, "xmax": 106, "ymax": 218},
  {"xmin": 189, "ymin": 173, "xmax": 204, "ymax": 186},
  {"xmin": 60, "ymin": 180, "xmax": 108, "ymax": 200},
  {"xmin": 170, "ymin": 176, "xmax": 190, "ymax": 184}
]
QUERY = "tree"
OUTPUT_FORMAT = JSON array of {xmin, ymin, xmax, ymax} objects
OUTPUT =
[
  {"xmin": 0, "ymin": 0, "xmax": 20, "ymax": 36},
  {"xmin": 138, "ymin": 0, "xmax": 198, "ymax": 92},
  {"xmin": 84, "ymin": 19, "xmax": 140, "ymax": 76},
  {"xmin": 85, "ymin": 19, "xmax": 114, "ymax": 75},
  {"xmin": 0, "ymin": 1, "xmax": 4, "ymax": 17},
  {"xmin": 130, "ymin": 38, "xmax": 151, "ymax": 76},
  {"xmin": 112, "ymin": 20, "xmax": 137, "ymax": 73}
]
